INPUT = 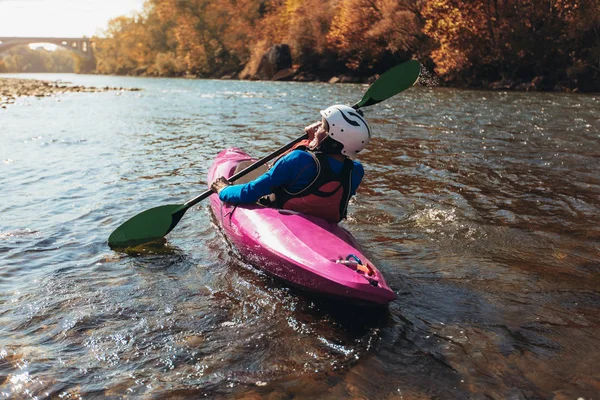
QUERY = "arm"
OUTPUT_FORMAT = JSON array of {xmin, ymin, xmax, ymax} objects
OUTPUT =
[{"xmin": 216, "ymin": 150, "xmax": 318, "ymax": 204}]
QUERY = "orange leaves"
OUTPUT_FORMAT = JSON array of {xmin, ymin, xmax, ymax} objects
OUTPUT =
[
  {"xmin": 422, "ymin": 0, "xmax": 472, "ymax": 76},
  {"xmin": 328, "ymin": 0, "xmax": 379, "ymax": 62},
  {"xmin": 421, "ymin": 0, "xmax": 600, "ymax": 88},
  {"xmin": 94, "ymin": 15, "xmax": 155, "ymax": 73},
  {"xmin": 326, "ymin": 0, "xmax": 424, "ymax": 71},
  {"xmin": 90, "ymin": 0, "xmax": 597, "ymax": 88},
  {"xmin": 424, "ymin": 0, "xmax": 517, "ymax": 77},
  {"xmin": 142, "ymin": 0, "xmax": 267, "ymax": 76},
  {"xmin": 94, "ymin": 0, "xmax": 425, "ymax": 77},
  {"xmin": 315, "ymin": 1, "xmax": 420, "ymax": 71}
]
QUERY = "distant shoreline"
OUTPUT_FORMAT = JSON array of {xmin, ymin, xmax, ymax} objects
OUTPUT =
[
  {"xmin": 0, "ymin": 74, "xmax": 589, "ymax": 109},
  {"xmin": 0, "ymin": 77, "xmax": 141, "ymax": 108}
]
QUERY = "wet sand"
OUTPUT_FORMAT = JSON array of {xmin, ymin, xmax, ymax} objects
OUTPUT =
[{"xmin": 0, "ymin": 77, "xmax": 140, "ymax": 108}]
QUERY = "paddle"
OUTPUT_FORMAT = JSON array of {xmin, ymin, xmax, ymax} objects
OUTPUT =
[
  {"xmin": 352, "ymin": 60, "xmax": 421, "ymax": 109},
  {"xmin": 108, "ymin": 59, "xmax": 421, "ymax": 249}
]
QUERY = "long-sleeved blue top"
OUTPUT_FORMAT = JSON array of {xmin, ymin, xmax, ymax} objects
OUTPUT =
[{"xmin": 219, "ymin": 150, "xmax": 364, "ymax": 204}]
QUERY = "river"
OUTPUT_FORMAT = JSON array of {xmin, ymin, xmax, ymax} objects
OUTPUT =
[{"xmin": 1, "ymin": 73, "xmax": 598, "ymax": 399}]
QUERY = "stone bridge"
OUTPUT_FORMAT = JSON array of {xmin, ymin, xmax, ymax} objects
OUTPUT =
[{"xmin": 0, "ymin": 37, "xmax": 94, "ymax": 61}]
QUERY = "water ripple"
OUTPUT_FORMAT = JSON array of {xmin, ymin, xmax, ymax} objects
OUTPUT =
[{"xmin": 0, "ymin": 75, "xmax": 598, "ymax": 399}]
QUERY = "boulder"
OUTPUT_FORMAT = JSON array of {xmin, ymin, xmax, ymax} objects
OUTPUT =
[
  {"xmin": 258, "ymin": 44, "xmax": 292, "ymax": 80},
  {"xmin": 271, "ymin": 68, "xmax": 297, "ymax": 81}
]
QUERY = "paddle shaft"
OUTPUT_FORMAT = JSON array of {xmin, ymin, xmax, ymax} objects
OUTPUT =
[
  {"xmin": 182, "ymin": 133, "xmax": 309, "ymax": 210},
  {"xmin": 182, "ymin": 61, "xmax": 420, "ymax": 211}
]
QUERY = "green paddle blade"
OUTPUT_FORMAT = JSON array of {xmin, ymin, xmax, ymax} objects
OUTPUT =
[
  {"xmin": 108, "ymin": 204, "xmax": 187, "ymax": 249},
  {"xmin": 352, "ymin": 60, "xmax": 421, "ymax": 109}
]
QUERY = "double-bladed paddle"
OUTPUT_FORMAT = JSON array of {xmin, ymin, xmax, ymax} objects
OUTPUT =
[{"xmin": 108, "ymin": 59, "xmax": 421, "ymax": 249}]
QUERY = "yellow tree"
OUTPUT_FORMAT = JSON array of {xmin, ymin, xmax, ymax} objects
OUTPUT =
[
  {"xmin": 422, "ymin": 0, "xmax": 600, "ymax": 89},
  {"xmin": 153, "ymin": 0, "xmax": 265, "ymax": 76},
  {"xmin": 328, "ymin": 0, "xmax": 383, "ymax": 70},
  {"xmin": 328, "ymin": 0, "xmax": 423, "ymax": 71},
  {"xmin": 94, "ymin": 15, "xmax": 155, "ymax": 74},
  {"xmin": 421, "ymin": 0, "xmax": 491, "ymax": 78},
  {"xmin": 240, "ymin": 0, "xmax": 338, "ymax": 77}
]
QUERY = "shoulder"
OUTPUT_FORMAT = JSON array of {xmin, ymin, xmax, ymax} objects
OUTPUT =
[
  {"xmin": 270, "ymin": 150, "xmax": 317, "ymax": 175},
  {"xmin": 288, "ymin": 149, "xmax": 316, "ymax": 161},
  {"xmin": 278, "ymin": 149, "xmax": 317, "ymax": 165},
  {"xmin": 352, "ymin": 160, "xmax": 364, "ymax": 178}
]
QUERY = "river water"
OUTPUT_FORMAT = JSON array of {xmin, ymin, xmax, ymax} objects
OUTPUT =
[{"xmin": 1, "ymin": 73, "xmax": 598, "ymax": 399}]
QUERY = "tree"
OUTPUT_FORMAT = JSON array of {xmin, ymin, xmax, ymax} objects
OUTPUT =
[
  {"xmin": 328, "ymin": 0, "xmax": 423, "ymax": 72},
  {"xmin": 0, "ymin": 46, "xmax": 75, "ymax": 73},
  {"xmin": 422, "ymin": 0, "xmax": 600, "ymax": 90},
  {"xmin": 151, "ymin": 0, "xmax": 265, "ymax": 76},
  {"xmin": 94, "ymin": 15, "xmax": 156, "ymax": 75},
  {"xmin": 87, "ymin": 0, "xmax": 598, "ymax": 90}
]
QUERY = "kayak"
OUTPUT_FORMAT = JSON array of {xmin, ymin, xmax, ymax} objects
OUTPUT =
[{"xmin": 207, "ymin": 148, "xmax": 397, "ymax": 306}]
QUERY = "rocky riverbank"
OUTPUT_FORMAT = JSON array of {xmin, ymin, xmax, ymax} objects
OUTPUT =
[{"xmin": 0, "ymin": 78, "xmax": 141, "ymax": 108}]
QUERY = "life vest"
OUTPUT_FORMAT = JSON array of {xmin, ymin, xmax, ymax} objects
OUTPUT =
[{"xmin": 274, "ymin": 150, "xmax": 354, "ymax": 223}]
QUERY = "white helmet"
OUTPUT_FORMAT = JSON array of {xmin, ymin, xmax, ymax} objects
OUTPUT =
[{"xmin": 320, "ymin": 105, "xmax": 371, "ymax": 158}]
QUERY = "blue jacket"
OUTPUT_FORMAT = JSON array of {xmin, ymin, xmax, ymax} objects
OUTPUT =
[{"xmin": 219, "ymin": 150, "xmax": 364, "ymax": 204}]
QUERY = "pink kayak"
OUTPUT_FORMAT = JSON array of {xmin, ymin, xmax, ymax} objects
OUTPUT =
[{"xmin": 207, "ymin": 148, "xmax": 397, "ymax": 306}]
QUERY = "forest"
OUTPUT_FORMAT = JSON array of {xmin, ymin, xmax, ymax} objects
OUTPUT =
[
  {"xmin": 0, "ymin": 46, "xmax": 75, "ymax": 73},
  {"xmin": 2, "ymin": 0, "xmax": 599, "ymax": 91}
]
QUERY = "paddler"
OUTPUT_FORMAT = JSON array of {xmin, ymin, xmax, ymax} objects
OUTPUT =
[{"xmin": 210, "ymin": 105, "xmax": 371, "ymax": 223}]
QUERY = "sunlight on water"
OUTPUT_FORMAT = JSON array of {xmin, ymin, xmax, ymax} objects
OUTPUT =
[{"xmin": 0, "ymin": 74, "xmax": 599, "ymax": 398}]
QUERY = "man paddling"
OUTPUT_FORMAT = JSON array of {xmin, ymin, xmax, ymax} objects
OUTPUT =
[{"xmin": 211, "ymin": 105, "xmax": 371, "ymax": 223}]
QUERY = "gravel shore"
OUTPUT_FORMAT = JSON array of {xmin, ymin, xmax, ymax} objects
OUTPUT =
[{"xmin": 0, "ymin": 77, "xmax": 141, "ymax": 108}]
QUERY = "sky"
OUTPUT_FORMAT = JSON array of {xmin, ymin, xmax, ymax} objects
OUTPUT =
[{"xmin": 0, "ymin": 0, "xmax": 146, "ymax": 38}]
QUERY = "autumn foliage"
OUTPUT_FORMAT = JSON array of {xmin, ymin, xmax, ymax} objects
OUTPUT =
[
  {"xmin": 422, "ymin": 0, "xmax": 600, "ymax": 90},
  {"xmin": 0, "ymin": 46, "xmax": 75, "ymax": 73},
  {"xmin": 89, "ymin": 0, "xmax": 600, "ymax": 91}
]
